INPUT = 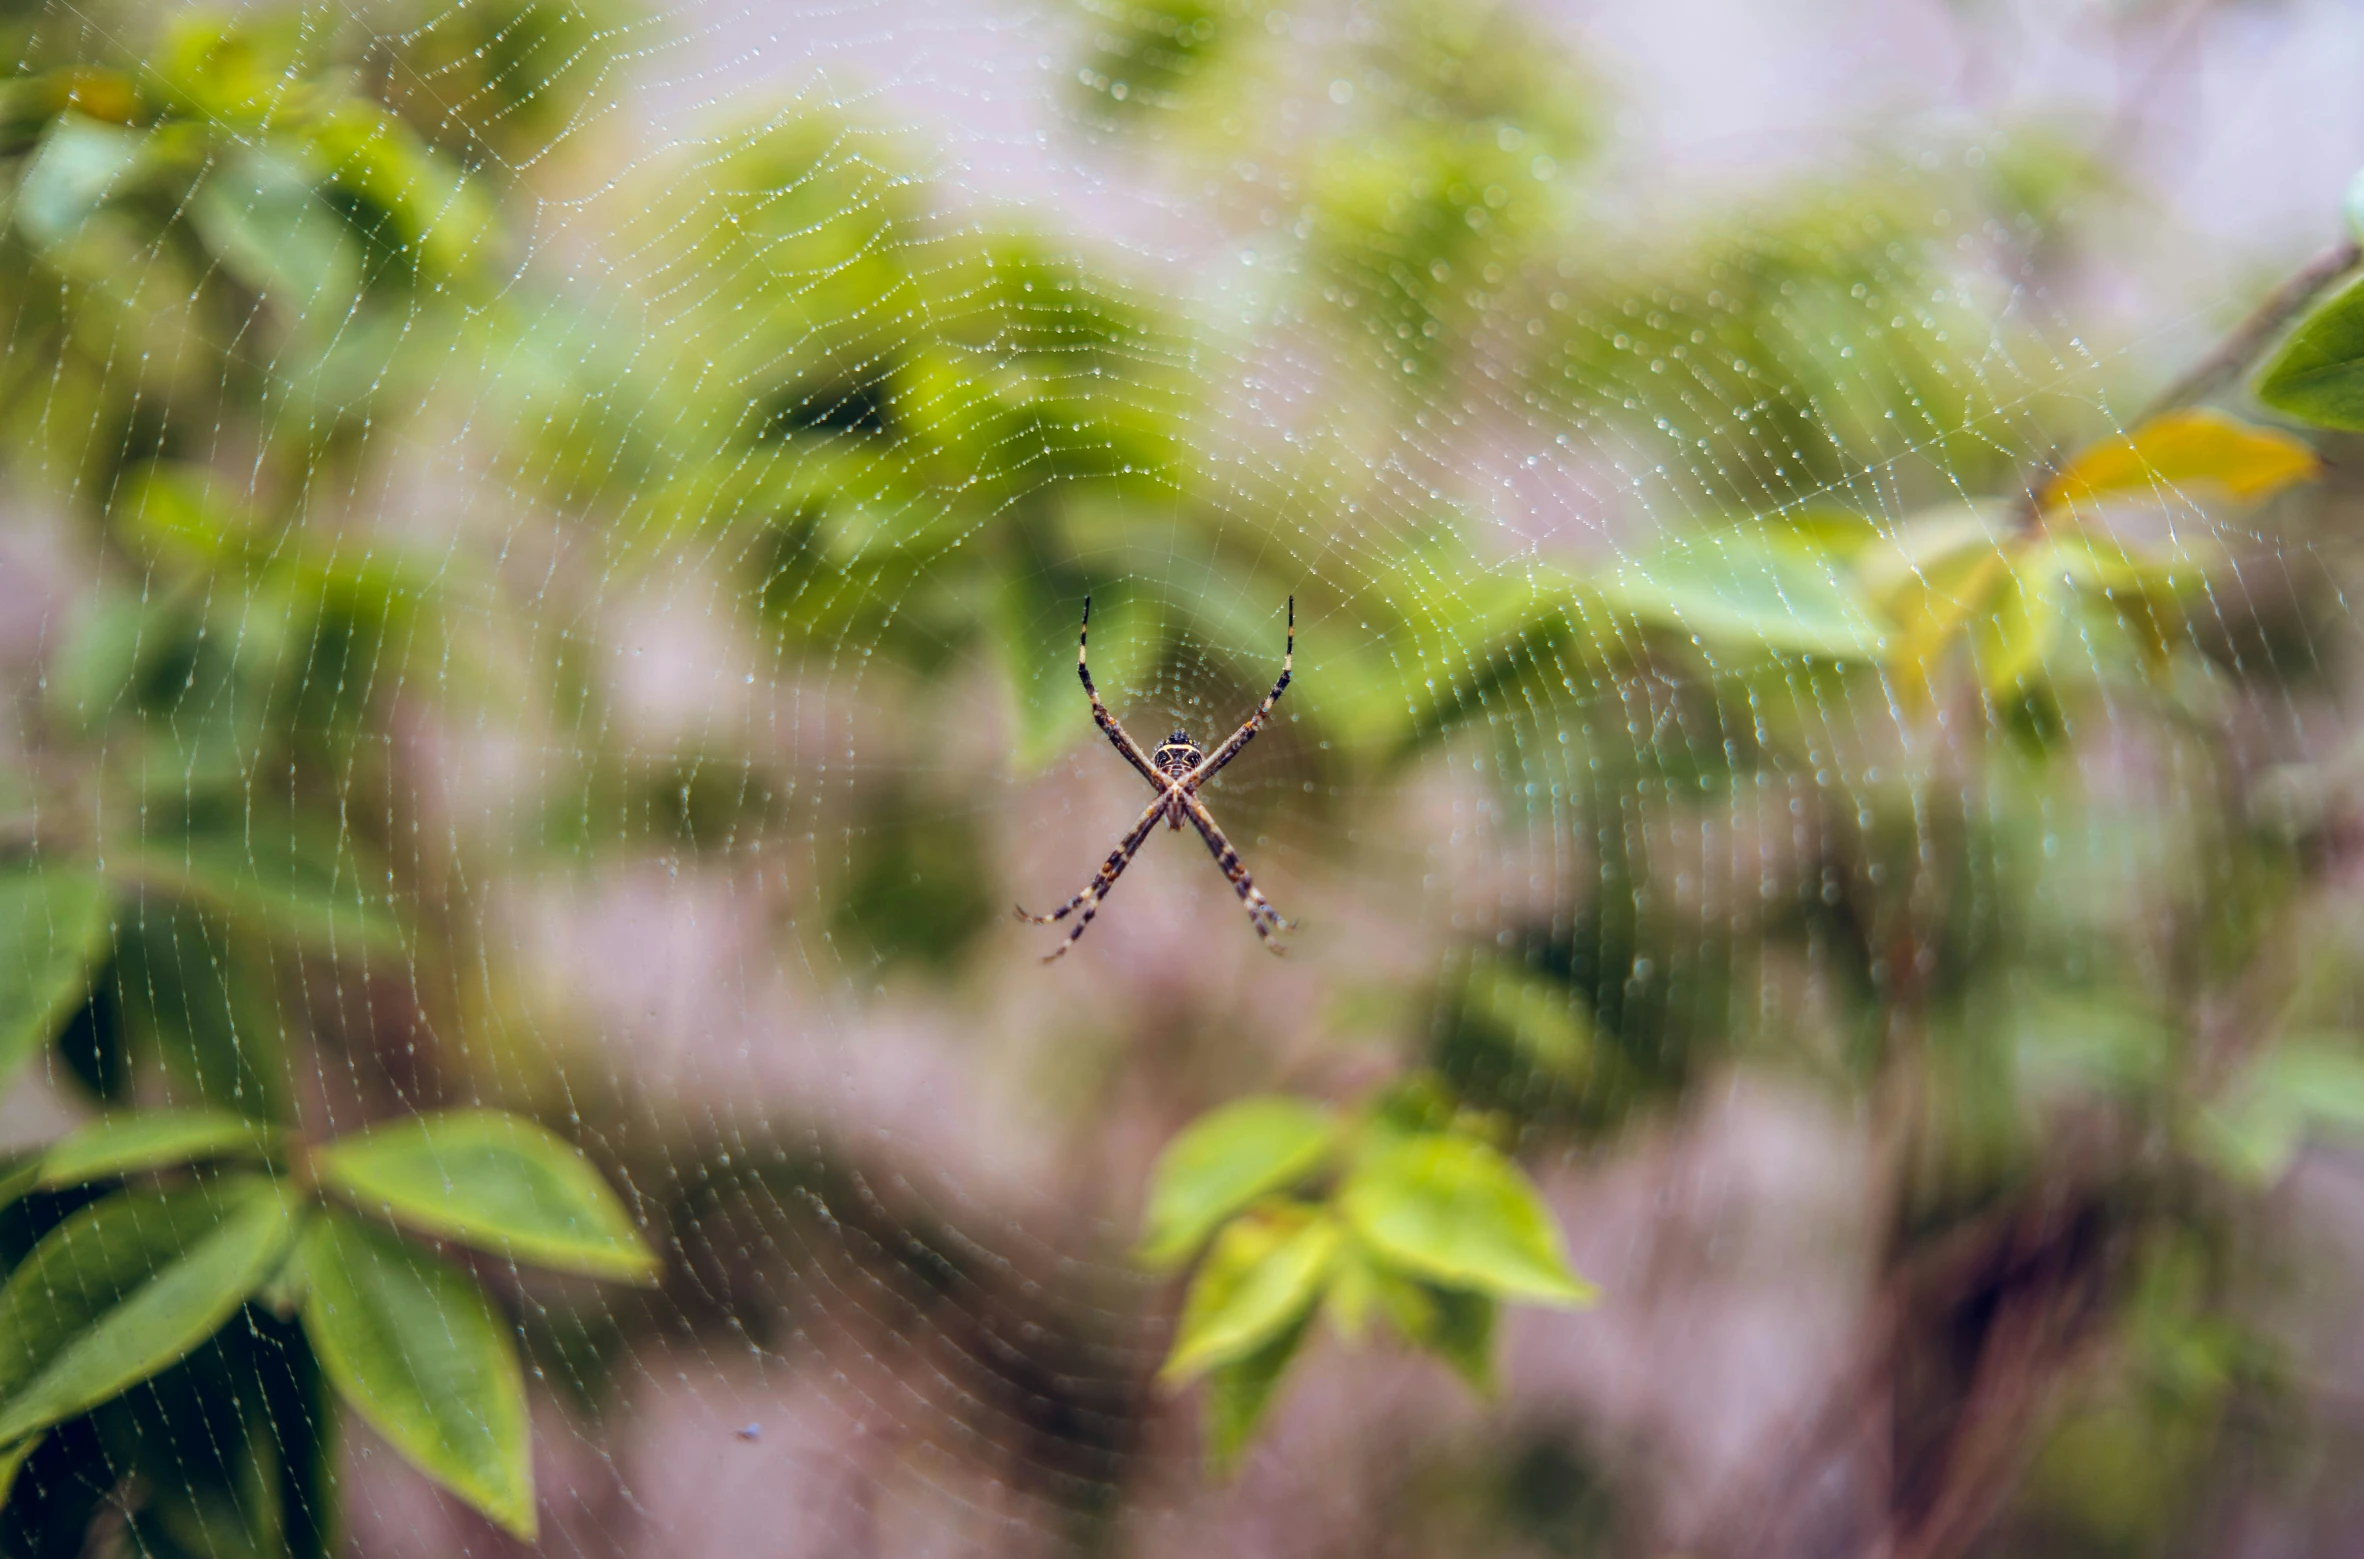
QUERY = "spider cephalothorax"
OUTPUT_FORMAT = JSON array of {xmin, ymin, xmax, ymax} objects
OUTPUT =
[
  {"xmin": 1016, "ymin": 597, "xmax": 1294, "ymax": 961},
  {"xmin": 1150, "ymin": 730, "xmax": 1204, "ymax": 826}
]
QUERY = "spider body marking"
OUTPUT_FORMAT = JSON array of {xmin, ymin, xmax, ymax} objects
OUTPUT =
[
  {"xmin": 1150, "ymin": 731, "xmax": 1204, "ymax": 829},
  {"xmin": 1015, "ymin": 595, "xmax": 1294, "ymax": 961}
]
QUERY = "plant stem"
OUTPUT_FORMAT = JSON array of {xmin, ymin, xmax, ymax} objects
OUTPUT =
[{"xmin": 2138, "ymin": 237, "xmax": 2362, "ymax": 423}]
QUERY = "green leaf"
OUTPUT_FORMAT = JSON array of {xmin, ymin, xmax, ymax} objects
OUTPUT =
[
  {"xmin": 313, "ymin": 1108, "xmax": 657, "ymax": 1283},
  {"xmin": 12, "ymin": 115, "xmax": 146, "ymax": 251},
  {"xmin": 1325, "ymin": 1238, "xmax": 1501, "ymax": 1391},
  {"xmin": 2043, "ymin": 532, "xmax": 2215, "ymax": 599},
  {"xmin": 299, "ymin": 1209, "xmax": 534, "ymax": 1540},
  {"xmin": 189, "ymin": 149, "xmax": 363, "ymax": 323},
  {"xmin": 1340, "ymin": 1133, "xmax": 1595, "ymax": 1306},
  {"xmin": 153, "ymin": 13, "xmax": 307, "ymax": 123},
  {"xmin": 994, "ymin": 584, "xmax": 1160, "ymax": 774},
  {"xmin": 33, "ymin": 1108, "xmax": 278, "ymax": 1192},
  {"xmin": 1202, "ymin": 1308, "xmax": 1314, "ymax": 1470},
  {"xmin": 0, "ymin": 1433, "xmax": 36, "ymax": 1503},
  {"xmin": 125, "ymin": 1401, "xmax": 291, "ymax": 1559},
  {"xmin": 110, "ymin": 462, "xmax": 259, "ymax": 570},
  {"xmin": 1421, "ymin": 1286, "xmax": 1499, "ymax": 1394},
  {"xmin": 46, "ymin": 586, "xmax": 172, "ymax": 729},
  {"xmin": 1852, "ymin": 503, "xmax": 2010, "ymax": 698},
  {"xmin": 1460, "ymin": 955, "xmax": 1594, "ymax": 1087},
  {"xmin": 1322, "ymin": 1240, "xmax": 1381, "ymax": 1343},
  {"xmin": 1971, "ymin": 548, "xmax": 2065, "ymax": 695},
  {"xmin": 1138, "ymin": 1097, "xmax": 1339, "ymax": 1269},
  {"xmin": 112, "ymin": 903, "xmax": 290, "ymax": 1121},
  {"xmin": 304, "ymin": 102, "xmax": 495, "ymax": 281},
  {"xmin": 1597, "ymin": 531, "xmax": 1888, "ymax": 660},
  {"xmin": 0, "ymin": 863, "xmax": 112, "ymax": 1093},
  {"xmin": 1339, "ymin": 1246, "xmax": 1501, "ymax": 1392},
  {"xmin": 2197, "ymin": 1038, "xmax": 2364, "ymax": 1186},
  {"xmin": 2010, "ymin": 991, "xmax": 2174, "ymax": 1098},
  {"xmin": 2257, "ymin": 273, "xmax": 2364, "ymax": 431},
  {"xmin": 0, "ymin": 1178, "xmax": 299, "ymax": 1446},
  {"xmin": 1160, "ymin": 1206, "xmax": 1340, "ymax": 1384},
  {"xmin": 254, "ymin": 1236, "xmax": 310, "ymax": 1322},
  {"xmin": 120, "ymin": 836, "xmax": 406, "ymax": 961}
]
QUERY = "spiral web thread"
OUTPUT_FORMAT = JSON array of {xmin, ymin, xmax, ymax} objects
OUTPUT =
[{"xmin": 4, "ymin": 0, "xmax": 2357, "ymax": 1554}]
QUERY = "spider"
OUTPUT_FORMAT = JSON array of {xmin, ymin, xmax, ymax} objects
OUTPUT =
[{"xmin": 1016, "ymin": 595, "xmax": 1295, "ymax": 963}]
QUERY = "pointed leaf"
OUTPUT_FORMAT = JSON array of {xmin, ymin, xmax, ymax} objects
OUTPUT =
[
  {"xmin": 2256, "ymin": 273, "xmax": 2364, "ymax": 431},
  {"xmin": 2039, "ymin": 410, "xmax": 2318, "ymax": 513},
  {"xmin": 1138, "ymin": 1097, "xmax": 1339, "ymax": 1269},
  {"xmin": 112, "ymin": 903, "xmax": 290, "ymax": 1121},
  {"xmin": 1340, "ymin": 1133, "xmax": 1595, "ymax": 1306},
  {"xmin": 119, "ymin": 837, "xmax": 405, "ymax": 961},
  {"xmin": 313, "ymin": 1109, "xmax": 657, "ymax": 1283},
  {"xmin": 1202, "ymin": 1308, "xmax": 1313, "ymax": 1470},
  {"xmin": 34, "ymin": 1109, "xmax": 278, "ymax": 1192},
  {"xmin": 1597, "ymin": 532, "xmax": 1887, "ymax": 659},
  {"xmin": 1334, "ymin": 1241, "xmax": 1500, "ymax": 1392},
  {"xmin": 1160, "ymin": 1207, "xmax": 1339, "ymax": 1384},
  {"xmin": 1419, "ymin": 1285, "xmax": 1498, "ymax": 1394},
  {"xmin": 0, "ymin": 864, "xmax": 112, "ymax": 1092},
  {"xmin": 299, "ymin": 1209, "xmax": 533, "ymax": 1540},
  {"xmin": 0, "ymin": 1179, "xmax": 299, "ymax": 1445}
]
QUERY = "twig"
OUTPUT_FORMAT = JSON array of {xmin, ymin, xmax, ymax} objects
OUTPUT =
[{"xmin": 2137, "ymin": 237, "xmax": 2362, "ymax": 424}]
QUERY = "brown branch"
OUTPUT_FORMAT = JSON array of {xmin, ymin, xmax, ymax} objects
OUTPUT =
[{"xmin": 2137, "ymin": 237, "xmax": 2361, "ymax": 424}]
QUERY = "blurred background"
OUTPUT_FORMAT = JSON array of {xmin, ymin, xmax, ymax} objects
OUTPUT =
[{"xmin": 6, "ymin": 0, "xmax": 2364, "ymax": 1554}]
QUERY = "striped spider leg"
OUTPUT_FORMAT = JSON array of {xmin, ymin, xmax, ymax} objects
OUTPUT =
[
  {"xmin": 1176, "ymin": 788, "xmax": 1287, "ymax": 948},
  {"xmin": 1016, "ymin": 595, "xmax": 1295, "ymax": 961},
  {"xmin": 1183, "ymin": 594, "xmax": 1292, "ymax": 792},
  {"xmin": 1014, "ymin": 789, "xmax": 1180, "ymax": 963},
  {"xmin": 1074, "ymin": 594, "xmax": 1164, "ymax": 789}
]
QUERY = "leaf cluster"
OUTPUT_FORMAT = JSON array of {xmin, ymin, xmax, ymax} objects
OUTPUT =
[
  {"xmin": 1136, "ymin": 1083, "xmax": 1593, "ymax": 1464},
  {"xmin": 0, "ymin": 1106, "xmax": 656, "ymax": 1543}
]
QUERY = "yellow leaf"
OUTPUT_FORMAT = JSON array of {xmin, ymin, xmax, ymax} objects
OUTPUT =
[
  {"xmin": 2044, "ymin": 531, "xmax": 2215, "ymax": 598},
  {"xmin": 1160, "ymin": 1206, "xmax": 1339, "ymax": 1385},
  {"xmin": 1853, "ymin": 504, "xmax": 2004, "ymax": 606},
  {"xmin": 2040, "ymin": 409, "xmax": 2318, "ymax": 515},
  {"xmin": 1971, "ymin": 548, "xmax": 2066, "ymax": 695},
  {"xmin": 1853, "ymin": 506, "xmax": 2013, "ymax": 704}
]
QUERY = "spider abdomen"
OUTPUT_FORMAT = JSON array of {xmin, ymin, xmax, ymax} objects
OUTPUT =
[{"xmin": 1151, "ymin": 731, "xmax": 1204, "ymax": 779}]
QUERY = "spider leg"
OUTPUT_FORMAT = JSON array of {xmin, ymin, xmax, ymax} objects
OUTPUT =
[
  {"xmin": 1076, "ymin": 595, "xmax": 1165, "ymax": 790},
  {"xmin": 1178, "ymin": 791, "xmax": 1287, "ymax": 951},
  {"xmin": 1014, "ymin": 791, "xmax": 1174, "ymax": 962},
  {"xmin": 1186, "ymin": 595, "xmax": 1293, "ymax": 790}
]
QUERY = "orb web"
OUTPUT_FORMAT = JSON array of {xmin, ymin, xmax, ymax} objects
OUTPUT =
[{"xmin": 1, "ymin": 0, "xmax": 2355, "ymax": 1554}]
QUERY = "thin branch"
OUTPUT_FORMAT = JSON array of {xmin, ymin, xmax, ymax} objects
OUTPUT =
[{"xmin": 2137, "ymin": 237, "xmax": 2361, "ymax": 424}]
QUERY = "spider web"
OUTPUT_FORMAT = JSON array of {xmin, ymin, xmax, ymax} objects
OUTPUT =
[{"xmin": 5, "ymin": 0, "xmax": 2362, "ymax": 1554}]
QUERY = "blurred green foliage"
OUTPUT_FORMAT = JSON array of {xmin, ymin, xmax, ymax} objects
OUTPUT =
[{"xmin": 0, "ymin": 0, "xmax": 2359, "ymax": 1552}]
